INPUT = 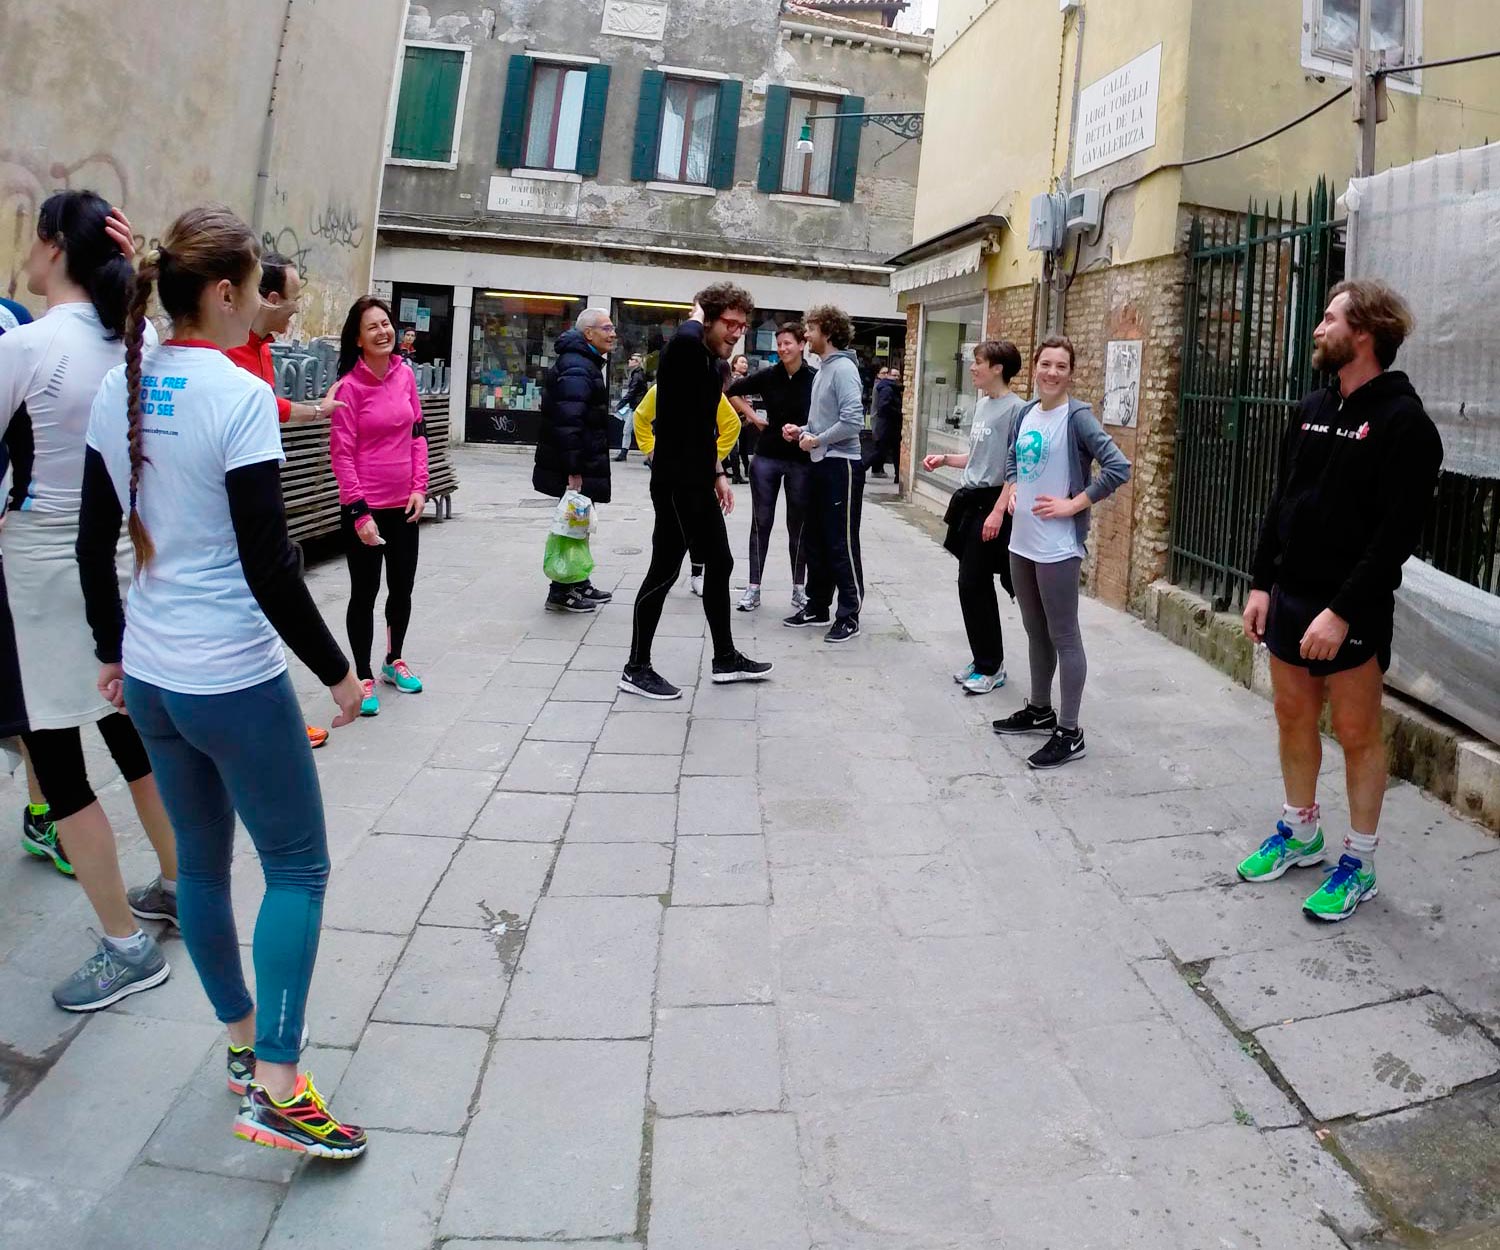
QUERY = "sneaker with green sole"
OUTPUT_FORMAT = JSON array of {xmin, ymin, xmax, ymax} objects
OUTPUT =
[
  {"xmin": 1303, "ymin": 854, "xmax": 1378, "ymax": 922},
  {"xmin": 22, "ymin": 807, "xmax": 74, "ymax": 877},
  {"xmin": 1236, "ymin": 823, "xmax": 1326, "ymax": 883},
  {"xmin": 381, "ymin": 660, "xmax": 423, "ymax": 694},
  {"xmin": 359, "ymin": 678, "xmax": 380, "ymax": 717}
]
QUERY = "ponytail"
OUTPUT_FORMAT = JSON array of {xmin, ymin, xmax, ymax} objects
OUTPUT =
[{"xmin": 123, "ymin": 260, "xmax": 157, "ymax": 570}]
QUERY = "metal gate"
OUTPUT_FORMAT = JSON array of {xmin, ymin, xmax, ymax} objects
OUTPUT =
[{"xmin": 1169, "ymin": 181, "xmax": 1342, "ymax": 609}]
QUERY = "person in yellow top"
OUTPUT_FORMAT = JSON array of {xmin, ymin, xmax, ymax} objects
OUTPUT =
[
  {"xmin": 633, "ymin": 379, "xmax": 742, "ymax": 597},
  {"xmin": 633, "ymin": 385, "xmax": 741, "ymax": 462}
]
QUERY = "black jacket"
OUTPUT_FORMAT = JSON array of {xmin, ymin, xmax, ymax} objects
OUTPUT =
[
  {"xmin": 726, "ymin": 360, "xmax": 815, "ymax": 463},
  {"xmin": 648, "ymin": 321, "xmax": 722, "ymax": 486},
  {"xmin": 534, "ymin": 329, "xmax": 612, "ymax": 503},
  {"xmin": 1251, "ymin": 370, "xmax": 1443, "ymax": 627},
  {"xmin": 871, "ymin": 378, "xmax": 903, "ymax": 434},
  {"xmin": 623, "ymin": 365, "xmax": 650, "ymax": 411}
]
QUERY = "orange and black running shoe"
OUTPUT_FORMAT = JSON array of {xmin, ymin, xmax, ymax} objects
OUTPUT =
[{"xmin": 233, "ymin": 1073, "xmax": 367, "ymax": 1159}]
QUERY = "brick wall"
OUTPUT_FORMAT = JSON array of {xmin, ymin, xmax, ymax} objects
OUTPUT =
[
  {"xmin": 897, "ymin": 303, "xmax": 920, "ymax": 486},
  {"xmin": 1056, "ymin": 252, "xmax": 1187, "ymax": 610}
]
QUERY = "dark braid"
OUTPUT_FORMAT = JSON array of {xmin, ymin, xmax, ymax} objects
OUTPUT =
[{"xmin": 123, "ymin": 258, "xmax": 158, "ymax": 569}]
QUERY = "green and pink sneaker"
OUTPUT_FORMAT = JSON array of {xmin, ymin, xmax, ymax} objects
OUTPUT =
[
  {"xmin": 381, "ymin": 660, "xmax": 424, "ymax": 694},
  {"xmin": 1236, "ymin": 822, "xmax": 1326, "ymax": 883},
  {"xmin": 1302, "ymin": 854, "xmax": 1378, "ymax": 922}
]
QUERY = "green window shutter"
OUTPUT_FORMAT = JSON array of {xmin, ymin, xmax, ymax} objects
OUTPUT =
[
  {"xmin": 496, "ymin": 54, "xmax": 534, "ymax": 168},
  {"xmin": 757, "ymin": 85, "xmax": 791, "ymax": 193},
  {"xmin": 708, "ymin": 79, "xmax": 742, "ymax": 189},
  {"xmin": 631, "ymin": 70, "xmax": 666, "ymax": 182},
  {"xmin": 575, "ymin": 64, "xmax": 612, "ymax": 177},
  {"xmin": 830, "ymin": 93, "xmax": 865, "ymax": 202},
  {"xmin": 391, "ymin": 46, "xmax": 465, "ymax": 163}
]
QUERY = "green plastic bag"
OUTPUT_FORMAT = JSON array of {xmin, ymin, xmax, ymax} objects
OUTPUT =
[{"xmin": 543, "ymin": 533, "xmax": 595, "ymax": 584}]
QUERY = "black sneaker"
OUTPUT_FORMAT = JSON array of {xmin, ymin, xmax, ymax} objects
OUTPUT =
[
  {"xmin": 783, "ymin": 607, "xmax": 831, "ymax": 628},
  {"xmin": 546, "ymin": 587, "xmax": 598, "ymax": 614},
  {"xmin": 578, "ymin": 581, "xmax": 614, "ymax": 604},
  {"xmin": 618, "ymin": 665, "xmax": 682, "ymax": 701},
  {"xmin": 1027, "ymin": 727, "xmax": 1087, "ymax": 770},
  {"xmin": 711, "ymin": 652, "xmax": 774, "ymax": 684},
  {"xmin": 824, "ymin": 619, "xmax": 860, "ymax": 644},
  {"xmin": 991, "ymin": 703, "xmax": 1059, "ymax": 736}
]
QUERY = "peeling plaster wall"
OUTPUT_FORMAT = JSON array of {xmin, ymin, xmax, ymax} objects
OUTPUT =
[
  {"xmin": 382, "ymin": 0, "xmax": 928, "ymax": 269},
  {"xmin": 2, "ymin": 0, "xmax": 405, "ymax": 337}
]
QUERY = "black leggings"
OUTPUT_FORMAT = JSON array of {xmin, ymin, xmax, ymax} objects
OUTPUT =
[
  {"xmin": 748, "ymin": 457, "xmax": 809, "ymax": 586},
  {"xmin": 23, "ymin": 714, "xmax": 153, "ymax": 823},
  {"xmin": 345, "ymin": 507, "xmax": 420, "ymax": 681},
  {"xmin": 630, "ymin": 478, "xmax": 735, "ymax": 668}
]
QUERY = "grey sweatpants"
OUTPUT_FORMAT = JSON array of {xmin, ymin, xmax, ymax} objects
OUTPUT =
[{"xmin": 1009, "ymin": 553, "xmax": 1086, "ymax": 729}]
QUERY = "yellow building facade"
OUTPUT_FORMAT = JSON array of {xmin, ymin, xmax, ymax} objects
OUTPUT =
[{"xmin": 896, "ymin": 0, "xmax": 1500, "ymax": 608}]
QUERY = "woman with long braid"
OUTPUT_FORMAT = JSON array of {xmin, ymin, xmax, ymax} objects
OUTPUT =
[
  {"xmin": 0, "ymin": 190, "xmax": 178, "ymax": 1011},
  {"xmin": 79, "ymin": 206, "xmax": 367, "ymax": 1158}
]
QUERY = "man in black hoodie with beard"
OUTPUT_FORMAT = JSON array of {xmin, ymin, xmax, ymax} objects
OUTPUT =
[{"xmin": 1236, "ymin": 279, "xmax": 1442, "ymax": 924}]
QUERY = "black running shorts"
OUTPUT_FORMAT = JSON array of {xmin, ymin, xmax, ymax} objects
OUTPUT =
[{"xmin": 1264, "ymin": 584, "xmax": 1391, "ymax": 676}]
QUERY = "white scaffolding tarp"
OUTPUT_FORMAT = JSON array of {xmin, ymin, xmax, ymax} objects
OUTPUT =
[{"xmin": 1346, "ymin": 144, "xmax": 1500, "ymax": 746}]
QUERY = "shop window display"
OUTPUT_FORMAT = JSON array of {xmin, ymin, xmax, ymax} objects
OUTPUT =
[
  {"xmin": 466, "ymin": 290, "xmax": 585, "ymax": 444},
  {"xmin": 916, "ymin": 301, "xmax": 984, "ymax": 488}
]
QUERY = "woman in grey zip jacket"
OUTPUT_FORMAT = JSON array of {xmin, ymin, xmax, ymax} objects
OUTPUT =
[{"xmin": 991, "ymin": 335, "xmax": 1131, "ymax": 770}]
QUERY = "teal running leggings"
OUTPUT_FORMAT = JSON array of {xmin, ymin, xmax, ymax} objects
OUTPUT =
[{"xmin": 124, "ymin": 671, "xmax": 328, "ymax": 1064}]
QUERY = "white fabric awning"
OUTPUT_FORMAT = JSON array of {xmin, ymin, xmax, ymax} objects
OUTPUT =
[{"xmin": 890, "ymin": 241, "xmax": 984, "ymax": 295}]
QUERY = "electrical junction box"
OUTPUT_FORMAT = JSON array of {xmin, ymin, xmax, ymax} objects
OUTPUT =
[
  {"xmin": 1065, "ymin": 187, "xmax": 1102, "ymax": 232},
  {"xmin": 1028, "ymin": 192, "xmax": 1066, "ymax": 252}
]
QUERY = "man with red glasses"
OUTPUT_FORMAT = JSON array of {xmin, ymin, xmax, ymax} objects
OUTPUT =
[{"xmin": 620, "ymin": 281, "xmax": 772, "ymax": 701}]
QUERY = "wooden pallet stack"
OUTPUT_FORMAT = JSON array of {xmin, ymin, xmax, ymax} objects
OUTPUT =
[{"xmin": 279, "ymin": 394, "xmax": 459, "ymax": 543}]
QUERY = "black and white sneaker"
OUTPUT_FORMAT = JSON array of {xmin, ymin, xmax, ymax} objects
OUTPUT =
[
  {"xmin": 991, "ymin": 703, "xmax": 1059, "ymax": 736},
  {"xmin": 824, "ymin": 619, "xmax": 860, "ymax": 644},
  {"xmin": 578, "ymin": 581, "xmax": 613, "ymax": 605},
  {"xmin": 711, "ymin": 652, "xmax": 774, "ymax": 684},
  {"xmin": 1027, "ymin": 727, "xmax": 1087, "ymax": 770},
  {"xmin": 546, "ymin": 588, "xmax": 598, "ymax": 614},
  {"xmin": 783, "ymin": 607, "xmax": 830, "ymax": 628},
  {"xmin": 618, "ymin": 665, "xmax": 682, "ymax": 701}
]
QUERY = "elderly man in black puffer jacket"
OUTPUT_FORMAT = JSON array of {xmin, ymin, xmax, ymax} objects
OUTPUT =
[{"xmin": 535, "ymin": 308, "xmax": 617, "ymax": 612}]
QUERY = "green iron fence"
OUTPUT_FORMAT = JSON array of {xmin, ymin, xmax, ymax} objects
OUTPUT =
[{"xmin": 1170, "ymin": 181, "xmax": 1343, "ymax": 610}]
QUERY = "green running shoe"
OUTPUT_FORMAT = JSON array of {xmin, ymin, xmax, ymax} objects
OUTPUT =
[
  {"xmin": 21, "ymin": 806, "xmax": 74, "ymax": 877},
  {"xmin": 381, "ymin": 659, "xmax": 424, "ymax": 694},
  {"xmin": 359, "ymin": 678, "xmax": 380, "ymax": 717},
  {"xmin": 1236, "ymin": 822, "xmax": 1325, "ymax": 883},
  {"xmin": 1303, "ymin": 854, "xmax": 1378, "ymax": 922}
]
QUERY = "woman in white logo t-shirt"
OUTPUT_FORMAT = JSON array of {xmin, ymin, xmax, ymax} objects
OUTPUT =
[
  {"xmin": 79, "ymin": 207, "xmax": 368, "ymax": 1160},
  {"xmin": 991, "ymin": 336, "xmax": 1131, "ymax": 771}
]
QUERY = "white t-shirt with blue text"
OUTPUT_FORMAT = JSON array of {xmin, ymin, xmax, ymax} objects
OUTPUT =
[
  {"xmin": 87, "ymin": 345, "xmax": 288, "ymax": 695},
  {"xmin": 1009, "ymin": 401, "xmax": 1085, "ymax": 564}
]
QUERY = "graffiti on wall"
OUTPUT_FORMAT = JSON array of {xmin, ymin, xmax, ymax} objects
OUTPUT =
[{"xmin": 310, "ymin": 200, "xmax": 365, "ymax": 251}]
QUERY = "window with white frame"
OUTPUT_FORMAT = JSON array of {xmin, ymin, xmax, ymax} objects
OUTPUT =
[
  {"xmin": 656, "ymin": 77, "xmax": 719, "ymax": 184},
  {"xmin": 780, "ymin": 93, "xmax": 839, "ymax": 197},
  {"xmin": 388, "ymin": 42, "xmax": 472, "ymax": 167},
  {"xmin": 1303, "ymin": 0, "xmax": 1420, "ymax": 84},
  {"xmin": 524, "ymin": 63, "xmax": 589, "ymax": 171}
]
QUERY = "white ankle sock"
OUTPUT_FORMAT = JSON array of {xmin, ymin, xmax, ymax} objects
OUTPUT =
[
  {"xmin": 104, "ymin": 929, "xmax": 151, "ymax": 958},
  {"xmin": 1344, "ymin": 829, "xmax": 1378, "ymax": 873},
  {"xmin": 160, "ymin": 876, "xmax": 178, "ymax": 896},
  {"xmin": 1281, "ymin": 802, "xmax": 1320, "ymax": 843}
]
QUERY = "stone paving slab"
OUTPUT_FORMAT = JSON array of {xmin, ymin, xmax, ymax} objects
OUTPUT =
[
  {"xmin": 337, "ymin": 1021, "xmax": 489, "ymax": 1132},
  {"xmin": 375, "ymin": 765, "xmax": 499, "ymax": 837},
  {"xmin": 500, "ymin": 896, "xmax": 661, "ymax": 1038},
  {"xmin": 469, "ymin": 789, "xmax": 573, "ymax": 841},
  {"xmin": 321, "ymin": 832, "xmax": 457, "ymax": 933},
  {"xmin": 579, "ymin": 751, "xmax": 681, "ymax": 793},
  {"xmin": 500, "ymin": 739, "xmax": 592, "ymax": 792},
  {"xmin": 1256, "ymin": 994, "xmax": 1500, "ymax": 1120},
  {"xmin": 1204, "ymin": 932, "xmax": 1430, "ymax": 1030},
  {"xmin": 526, "ymin": 699, "xmax": 612, "ymax": 742},
  {"xmin": 651, "ymin": 1005, "xmax": 783, "ymax": 1115},
  {"xmin": 262, "ymin": 1129, "xmax": 461, "ymax": 1250},
  {"xmin": 566, "ymin": 791, "xmax": 677, "ymax": 842},
  {"xmin": 549, "ymin": 841, "xmax": 673, "ymax": 896},
  {"xmin": 672, "ymin": 834, "xmax": 770, "ymax": 905},
  {"xmin": 442, "ymin": 1039, "xmax": 648, "ymax": 1240},
  {"xmin": 422, "ymin": 839, "xmax": 554, "ymax": 930},
  {"xmin": 595, "ymin": 709, "xmax": 690, "ymax": 755},
  {"xmin": 374, "ymin": 923, "xmax": 512, "ymax": 1026},
  {"xmin": 427, "ymin": 719, "xmax": 526, "ymax": 772},
  {"xmin": 648, "ymin": 1113, "xmax": 809, "ymax": 1250},
  {"xmin": 77, "ymin": 1163, "xmax": 282, "ymax": 1250},
  {"xmin": 658, "ymin": 904, "xmax": 775, "ymax": 1006}
]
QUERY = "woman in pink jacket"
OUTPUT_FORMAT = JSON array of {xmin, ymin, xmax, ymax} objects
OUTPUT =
[{"xmin": 330, "ymin": 297, "xmax": 430, "ymax": 716}]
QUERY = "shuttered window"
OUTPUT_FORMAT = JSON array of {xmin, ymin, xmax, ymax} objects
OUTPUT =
[
  {"xmin": 633, "ymin": 73, "xmax": 742, "ymax": 189},
  {"xmin": 779, "ymin": 93, "xmax": 840, "ymax": 197},
  {"xmin": 390, "ymin": 44, "xmax": 468, "ymax": 165},
  {"xmin": 497, "ymin": 56, "xmax": 611, "ymax": 176},
  {"xmin": 759, "ymin": 88, "xmax": 862, "ymax": 201}
]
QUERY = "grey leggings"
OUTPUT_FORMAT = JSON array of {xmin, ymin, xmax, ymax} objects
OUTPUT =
[{"xmin": 1009, "ymin": 553, "xmax": 1086, "ymax": 730}]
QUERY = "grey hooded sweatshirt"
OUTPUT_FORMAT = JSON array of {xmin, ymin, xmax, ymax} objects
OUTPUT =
[{"xmin": 802, "ymin": 349, "xmax": 864, "ymax": 462}]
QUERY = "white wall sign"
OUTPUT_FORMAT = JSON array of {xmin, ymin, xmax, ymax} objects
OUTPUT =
[
  {"xmin": 487, "ymin": 175, "xmax": 581, "ymax": 219},
  {"xmin": 1074, "ymin": 43, "xmax": 1162, "ymax": 178},
  {"xmin": 601, "ymin": 0, "xmax": 668, "ymax": 41},
  {"xmin": 1103, "ymin": 339, "xmax": 1142, "ymax": 428}
]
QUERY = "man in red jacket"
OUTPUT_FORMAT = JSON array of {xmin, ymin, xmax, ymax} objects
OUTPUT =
[
  {"xmin": 224, "ymin": 251, "xmax": 340, "ymax": 748},
  {"xmin": 225, "ymin": 251, "xmax": 340, "ymax": 424}
]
